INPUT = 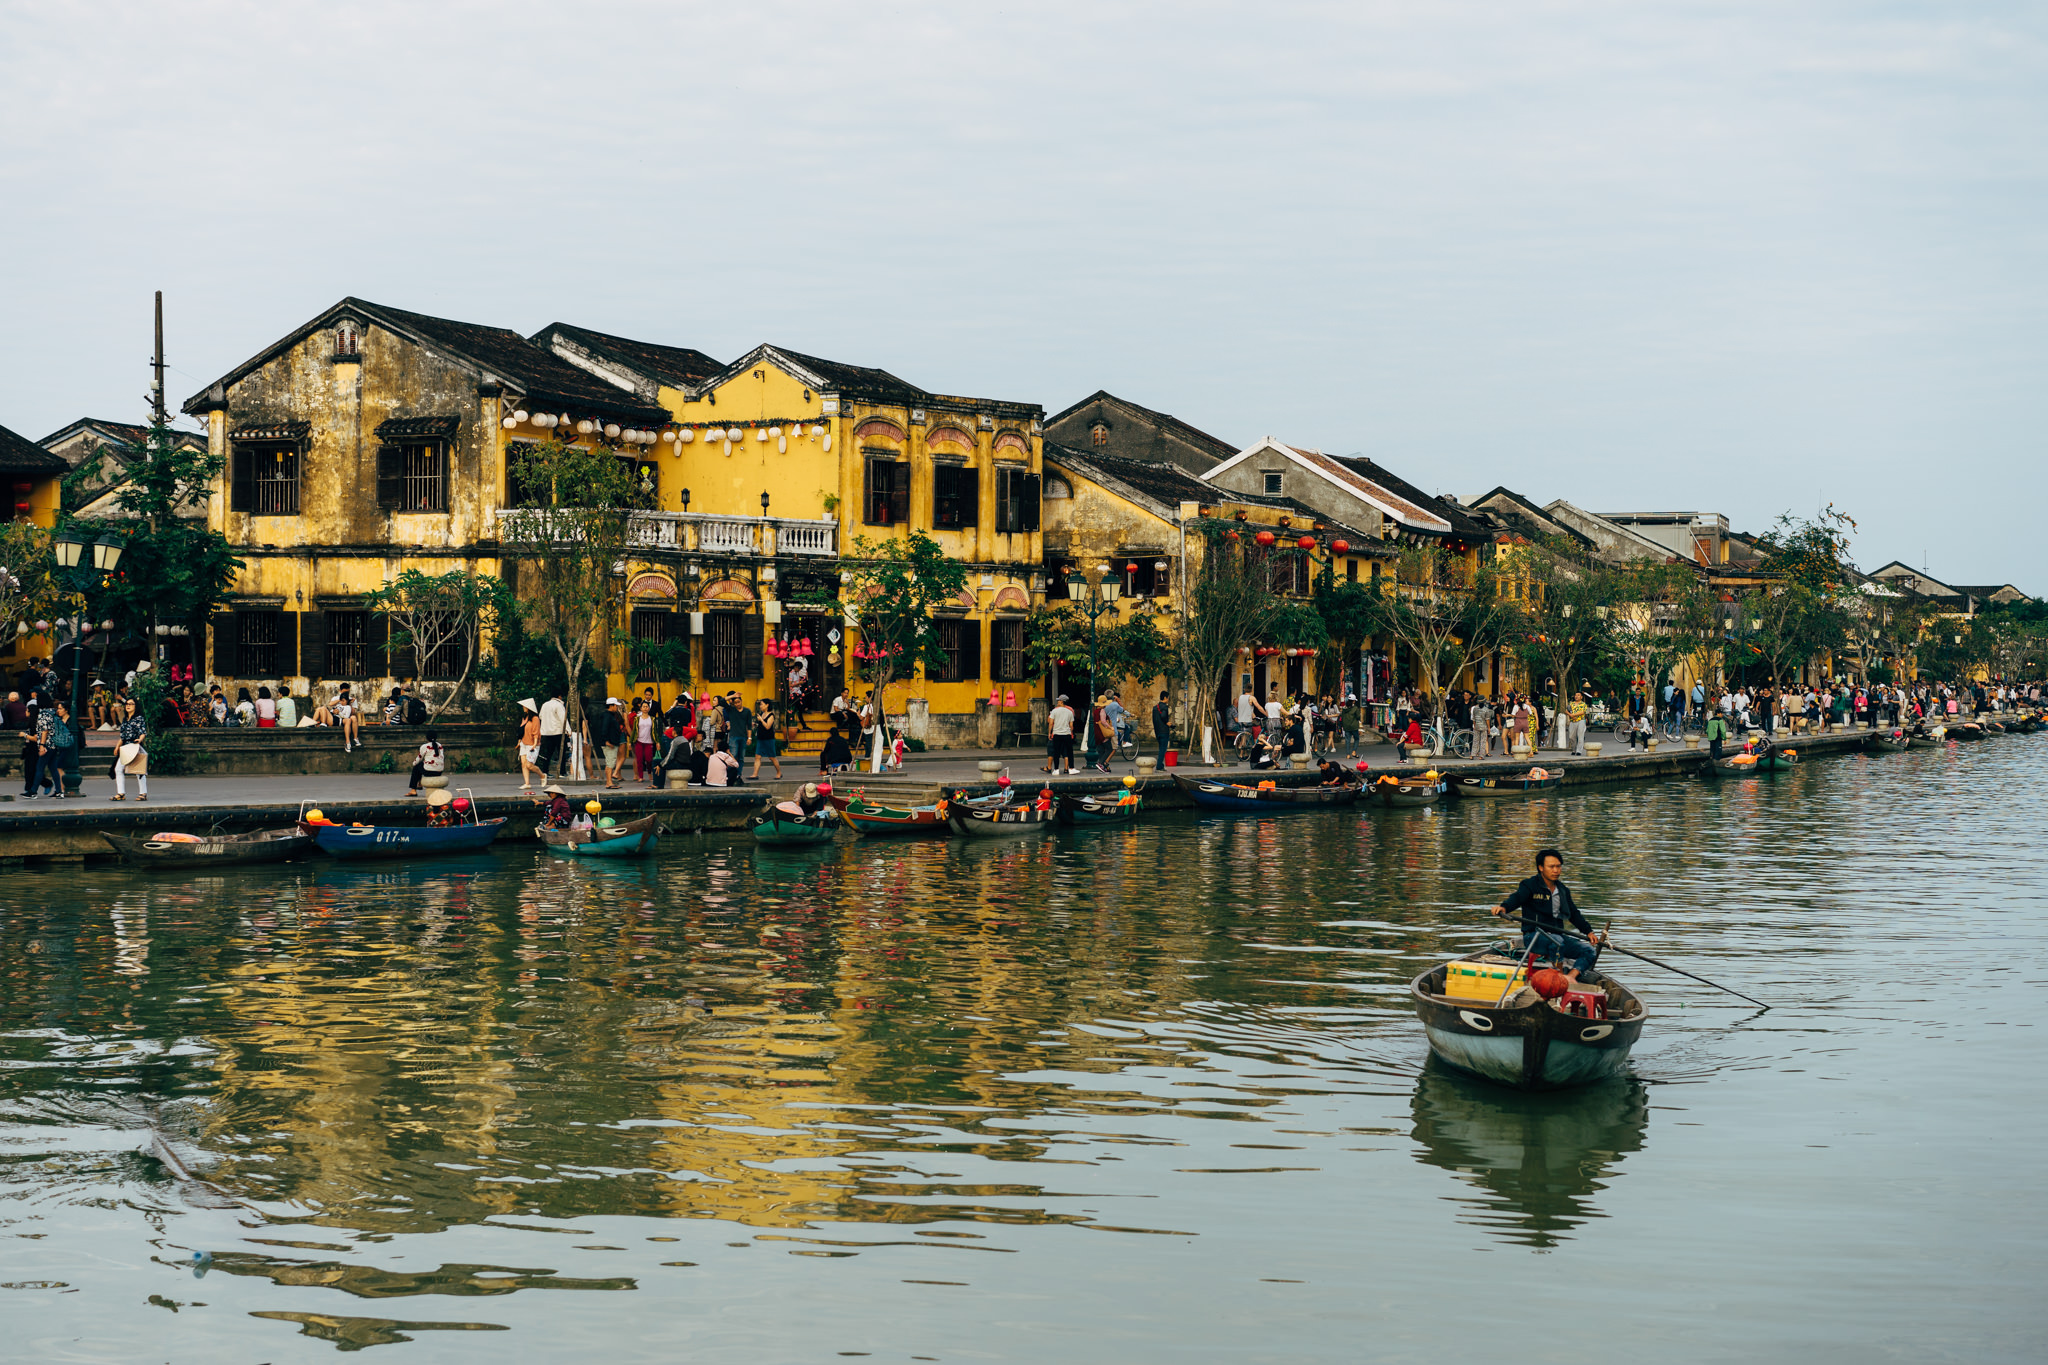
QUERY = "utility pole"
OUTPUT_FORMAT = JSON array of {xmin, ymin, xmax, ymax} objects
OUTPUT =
[{"xmin": 150, "ymin": 290, "xmax": 167, "ymax": 425}]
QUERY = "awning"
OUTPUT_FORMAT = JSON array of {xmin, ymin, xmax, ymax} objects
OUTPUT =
[
  {"xmin": 375, "ymin": 415, "xmax": 461, "ymax": 440},
  {"xmin": 230, "ymin": 420, "xmax": 310, "ymax": 443}
]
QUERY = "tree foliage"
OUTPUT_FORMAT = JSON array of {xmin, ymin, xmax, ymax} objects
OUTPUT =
[
  {"xmin": 1361, "ymin": 542, "xmax": 1518, "ymax": 712},
  {"xmin": 497, "ymin": 439, "xmax": 648, "ymax": 735},
  {"xmin": 1024, "ymin": 602, "xmax": 1173, "ymax": 695},
  {"xmin": 363, "ymin": 568, "xmax": 509, "ymax": 718},
  {"xmin": 1505, "ymin": 537, "xmax": 1636, "ymax": 720},
  {"xmin": 841, "ymin": 530, "xmax": 969, "ymax": 761},
  {"xmin": 1171, "ymin": 520, "xmax": 1321, "ymax": 743}
]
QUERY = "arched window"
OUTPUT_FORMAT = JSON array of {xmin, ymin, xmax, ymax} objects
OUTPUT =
[
  {"xmin": 334, "ymin": 319, "xmax": 361, "ymax": 357},
  {"xmin": 1090, "ymin": 421, "xmax": 1109, "ymax": 447},
  {"xmin": 1044, "ymin": 476, "xmax": 1071, "ymax": 500}
]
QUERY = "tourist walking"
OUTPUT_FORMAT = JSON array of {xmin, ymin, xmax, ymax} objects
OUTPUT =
[
  {"xmin": 1567, "ymin": 691, "xmax": 1589, "ymax": 757},
  {"xmin": 598, "ymin": 697, "xmax": 628, "ymax": 789},
  {"xmin": 1471, "ymin": 695, "xmax": 1494, "ymax": 759},
  {"xmin": 633, "ymin": 700, "xmax": 658, "ymax": 781},
  {"xmin": 516, "ymin": 699, "xmax": 543, "ymax": 789},
  {"xmin": 110, "ymin": 698, "xmax": 148, "ymax": 801},
  {"xmin": 1152, "ymin": 691, "xmax": 1171, "ymax": 767},
  {"xmin": 18, "ymin": 690, "xmax": 40, "ymax": 798},
  {"xmin": 748, "ymin": 699, "xmax": 783, "ymax": 780},
  {"xmin": 539, "ymin": 690, "xmax": 567, "ymax": 775},
  {"xmin": 1048, "ymin": 694, "xmax": 1077, "ymax": 774}
]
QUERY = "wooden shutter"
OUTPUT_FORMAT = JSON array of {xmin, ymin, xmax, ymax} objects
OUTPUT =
[
  {"xmin": 388, "ymin": 614, "xmax": 416, "ymax": 679},
  {"xmin": 890, "ymin": 463, "xmax": 911, "ymax": 525},
  {"xmin": 963, "ymin": 620, "xmax": 982, "ymax": 680},
  {"xmin": 366, "ymin": 613, "xmax": 391, "ymax": 678},
  {"xmin": 1021, "ymin": 473, "xmax": 1041, "ymax": 531},
  {"xmin": 230, "ymin": 448, "xmax": 253, "ymax": 512},
  {"xmin": 741, "ymin": 612, "xmax": 764, "ymax": 680},
  {"xmin": 211, "ymin": 611, "xmax": 239, "ymax": 676},
  {"xmin": 300, "ymin": 609, "xmax": 328, "ymax": 676},
  {"xmin": 375, "ymin": 446, "xmax": 404, "ymax": 509}
]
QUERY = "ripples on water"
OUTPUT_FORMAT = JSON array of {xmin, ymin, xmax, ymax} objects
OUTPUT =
[{"xmin": 3, "ymin": 742, "xmax": 2045, "ymax": 1361}]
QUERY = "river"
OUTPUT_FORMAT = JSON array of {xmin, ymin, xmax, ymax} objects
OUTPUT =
[{"xmin": 3, "ymin": 740, "xmax": 2044, "ymax": 1362}]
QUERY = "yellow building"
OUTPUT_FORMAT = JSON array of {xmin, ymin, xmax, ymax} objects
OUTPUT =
[
  {"xmin": 182, "ymin": 298, "xmax": 675, "ymax": 702},
  {"xmin": 529, "ymin": 327, "xmax": 1047, "ymax": 747},
  {"xmin": 0, "ymin": 421, "xmax": 68, "ymax": 670}
]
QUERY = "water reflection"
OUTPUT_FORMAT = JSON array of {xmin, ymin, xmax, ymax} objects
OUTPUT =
[{"xmin": 1409, "ymin": 1061, "xmax": 1649, "ymax": 1247}]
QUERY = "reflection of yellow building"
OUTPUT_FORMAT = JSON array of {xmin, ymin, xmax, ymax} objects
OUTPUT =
[{"xmin": 0, "ymin": 420, "xmax": 68, "ymax": 668}]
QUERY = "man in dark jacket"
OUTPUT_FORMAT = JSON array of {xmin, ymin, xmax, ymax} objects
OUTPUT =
[
  {"xmin": 1151, "ymin": 692, "xmax": 1171, "ymax": 766},
  {"xmin": 1491, "ymin": 848, "xmax": 1605, "ymax": 978},
  {"xmin": 598, "ymin": 697, "xmax": 628, "ymax": 788}
]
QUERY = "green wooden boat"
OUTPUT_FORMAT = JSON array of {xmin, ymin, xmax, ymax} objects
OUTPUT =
[
  {"xmin": 1056, "ymin": 791, "xmax": 1143, "ymax": 827},
  {"xmin": 750, "ymin": 801, "xmax": 839, "ymax": 845}
]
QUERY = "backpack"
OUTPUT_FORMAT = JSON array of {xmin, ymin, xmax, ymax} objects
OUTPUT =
[
  {"xmin": 50, "ymin": 719, "xmax": 76, "ymax": 750},
  {"xmin": 405, "ymin": 696, "xmax": 427, "ymax": 725}
]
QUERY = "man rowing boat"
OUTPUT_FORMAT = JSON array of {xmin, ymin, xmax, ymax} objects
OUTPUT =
[{"xmin": 1491, "ymin": 848, "xmax": 1606, "ymax": 979}]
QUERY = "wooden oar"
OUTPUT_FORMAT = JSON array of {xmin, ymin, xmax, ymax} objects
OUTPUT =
[{"xmin": 1497, "ymin": 913, "xmax": 1771, "ymax": 1010}]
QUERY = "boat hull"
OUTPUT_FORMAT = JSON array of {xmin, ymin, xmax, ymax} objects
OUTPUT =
[
  {"xmin": 1056, "ymin": 794, "xmax": 1142, "ymax": 826},
  {"xmin": 749, "ymin": 806, "xmax": 837, "ymax": 845},
  {"xmin": 540, "ymin": 813, "xmax": 663, "ymax": 858},
  {"xmin": 1411, "ymin": 957, "xmax": 1647, "ymax": 1092},
  {"xmin": 310, "ymin": 818, "xmax": 508, "ymax": 859},
  {"xmin": 99, "ymin": 827, "xmax": 311, "ymax": 866},
  {"xmin": 1171, "ymin": 773, "xmax": 1361, "ymax": 811},
  {"xmin": 947, "ymin": 805, "xmax": 1055, "ymax": 838},
  {"xmin": 1449, "ymin": 776, "xmax": 1559, "ymax": 799},
  {"xmin": 1376, "ymin": 780, "xmax": 1445, "ymax": 807}
]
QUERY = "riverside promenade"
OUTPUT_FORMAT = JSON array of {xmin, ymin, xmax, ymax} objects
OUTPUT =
[{"xmin": 0, "ymin": 727, "xmax": 1884, "ymax": 861}]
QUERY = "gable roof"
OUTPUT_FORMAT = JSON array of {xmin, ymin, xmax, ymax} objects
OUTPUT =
[
  {"xmin": 181, "ymin": 296, "xmax": 671, "ymax": 425},
  {"xmin": 0, "ymin": 422, "xmax": 69, "ymax": 475},
  {"xmin": 1953, "ymin": 584, "xmax": 2031, "ymax": 603},
  {"xmin": 1046, "ymin": 443, "xmax": 1383, "ymax": 550},
  {"xmin": 1045, "ymin": 390, "xmax": 1237, "ymax": 463},
  {"xmin": 1333, "ymin": 456, "xmax": 1489, "ymax": 540},
  {"xmin": 531, "ymin": 322, "xmax": 724, "ymax": 395},
  {"xmin": 1867, "ymin": 561, "xmax": 1963, "ymax": 598},
  {"xmin": 702, "ymin": 343, "xmax": 930, "ymax": 408},
  {"xmin": 1203, "ymin": 439, "xmax": 1456, "ymax": 535},
  {"xmin": 1466, "ymin": 487, "xmax": 1594, "ymax": 549}
]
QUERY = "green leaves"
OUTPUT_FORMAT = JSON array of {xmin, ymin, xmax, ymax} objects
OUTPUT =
[{"xmin": 842, "ymin": 531, "xmax": 970, "ymax": 686}]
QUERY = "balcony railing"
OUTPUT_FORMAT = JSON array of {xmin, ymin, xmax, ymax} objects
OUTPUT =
[{"xmin": 501, "ymin": 509, "xmax": 837, "ymax": 558}]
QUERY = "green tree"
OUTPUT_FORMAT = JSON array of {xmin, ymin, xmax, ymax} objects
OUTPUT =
[
  {"xmin": 1024, "ymin": 603, "xmax": 1173, "ymax": 700},
  {"xmin": 1362, "ymin": 542, "xmax": 1518, "ymax": 723},
  {"xmin": 363, "ymin": 568, "xmax": 509, "ymax": 719},
  {"xmin": 841, "ymin": 530, "xmax": 969, "ymax": 766},
  {"xmin": 497, "ymin": 439, "xmax": 647, "ymax": 737},
  {"xmin": 1507, "ymin": 537, "xmax": 1637, "ymax": 742},
  {"xmin": 1171, "ymin": 520, "xmax": 1321, "ymax": 753},
  {"xmin": 1624, "ymin": 565, "xmax": 1715, "ymax": 724}
]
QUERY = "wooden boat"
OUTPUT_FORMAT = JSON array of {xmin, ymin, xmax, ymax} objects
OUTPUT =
[
  {"xmin": 946, "ymin": 798, "xmax": 1055, "ymax": 837},
  {"xmin": 1374, "ymin": 775, "xmax": 1446, "ymax": 807},
  {"xmin": 1448, "ymin": 771, "xmax": 1560, "ymax": 799},
  {"xmin": 1171, "ymin": 773, "xmax": 1361, "ymax": 811},
  {"xmin": 1949, "ymin": 722, "xmax": 1986, "ymax": 742},
  {"xmin": 306, "ymin": 817, "xmax": 508, "ymax": 859},
  {"xmin": 1872, "ymin": 732, "xmax": 1914, "ymax": 752},
  {"xmin": 1708, "ymin": 745, "xmax": 1798, "ymax": 776},
  {"xmin": 1411, "ymin": 952, "xmax": 1648, "ymax": 1091},
  {"xmin": 1056, "ymin": 792, "xmax": 1143, "ymax": 827},
  {"xmin": 99, "ymin": 826, "xmax": 311, "ymax": 867},
  {"xmin": 829, "ymin": 789, "xmax": 1006, "ymax": 837},
  {"xmin": 1982, "ymin": 720, "xmax": 2007, "ymax": 736},
  {"xmin": 749, "ymin": 801, "xmax": 838, "ymax": 846},
  {"xmin": 539, "ymin": 812, "xmax": 663, "ymax": 858}
]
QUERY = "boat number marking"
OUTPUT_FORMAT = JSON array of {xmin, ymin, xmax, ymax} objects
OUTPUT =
[
  {"xmin": 1456, "ymin": 1010, "xmax": 1494, "ymax": 1032},
  {"xmin": 1579, "ymin": 1024, "xmax": 1614, "ymax": 1041}
]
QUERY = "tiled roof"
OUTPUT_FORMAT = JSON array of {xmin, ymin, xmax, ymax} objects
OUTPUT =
[
  {"xmin": 1046, "ymin": 444, "xmax": 1384, "ymax": 552},
  {"xmin": 183, "ymin": 297, "xmax": 673, "ymax": 426},
  {"xmin": 768, "ymin": 346, "xmax": 929, "ymax": 406},
  {"xmin": 1046, "ymin": 390, "xmax": 1237, "ymax": 460},
  {"xmin": 374, "ymin": 415, "xmax": 462, "ymax": 440},
  {"xmin": 534, "ymin": 322, "xmax": 724, "ymax": 391},
  {"xmin": 1330, "ymin": 455, "xmax": 1489, "ymax": 539},
  {"xmin": 0, "ymin": 422, "xmax": 69, "ymax": 474}
]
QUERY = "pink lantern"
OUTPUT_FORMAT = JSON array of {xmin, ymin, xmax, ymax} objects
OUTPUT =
[{"xmin": 800, "ymin": 638, "xmax": 814, "ymax": 656}]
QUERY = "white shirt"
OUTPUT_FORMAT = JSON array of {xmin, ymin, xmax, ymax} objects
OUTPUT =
[
  {"xmin": 1265, "ymin": 699, "xmax": 1283, "ymax": 724},
  {"xmin": 1236, "ymin": 692, "xmax": 1257, "ymax": 724},
  {"xmin": 1049, "ymin": 705, "xmax": 1074, "ymax": 736},
  {"xmin": 539, "ymin": 697, "xmax": 567, "ymax": 736}
]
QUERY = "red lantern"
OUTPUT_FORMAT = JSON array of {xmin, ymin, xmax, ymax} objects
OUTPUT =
[
  {"xmin": 1125, "ymin": 562, "xmax": 1138, "ymax": 574},
  {"xmin": 1225, "ymin": 531, "xmax": 1240, "ymax": 543},
  {"xmin": 1255, "ymin": 530, "xmax": 1277, "ymax": 547},
  {"xmin": 1332, "ymin": 539, "xmax": 1350, "ymax": 555},
  {"xmin": 1297, "ymin": 535, "xmax": 1315, "ymax": 550}
]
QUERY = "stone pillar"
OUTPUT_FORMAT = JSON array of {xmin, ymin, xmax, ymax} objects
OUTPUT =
[
  {"xmin": 1029, "ymin": 696, "xmax": 1049, "ymax": 737},
  {"xmin": 906, "ymin": 696, "xmax": 929, "ymax": 743},
  {"xmin": 975, "ymin": 698, "xmax": 1001, "ymax": 749}
]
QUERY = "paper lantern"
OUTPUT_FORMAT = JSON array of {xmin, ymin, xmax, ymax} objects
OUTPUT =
[
  {"xmin": 513, "ymin": 410, "xmax": 530, "ymax": 424},
  {"xmin": 723, "ymin": 439, "xmax": 733, "ymax": 456},
  {"xmin": 777, "ymin": 437, "xmax": 787, "ymax": 453},
  {"xmin": 1255, "ymin": 530, "xmax": 1276, "ymax": 546},
  {"xmin": 1332, "ymin": 539, "xmax": 1350, "ymax": 554},
  {"xmin": 502, "ymin": 416, "xmax": 518, "ymax": 429},
  {"xmin": 661, "ymin": 431, "xmax": 675, "ymax": 442},
  {"xmin": 822, "ymin": 434, "xmax": 832, "ymax": 451},
  {"xmin": 558, "ymin": 413, "xmax": 571, "ymax": 427},
  {"xmin": 726, "ymin": 427, "xmax": 742, "ymax": 440},
  {"xmin": 810, "ymin": 425, "xmax": 823, "ymax": 437},
  {"xmin": 678, "ymin": 428, "xmax": 694, "ymax": 442},
  {"xmin": 604, "ymin": 423, "xmax": 621, "ymax": 438},
  {"xmin": 755, "ymin": 428, "xmax": 768, "ymax": 442},
  {"xmin": 1297, "ymin": 535, "xmax": 1316, "ymax": 550},
  {"xmin": 767, "ymin": 427, "xmax": 781, "ymax": 438}
]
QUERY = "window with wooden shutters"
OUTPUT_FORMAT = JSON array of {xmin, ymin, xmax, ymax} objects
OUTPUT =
[
  {"xmin": 239, "ymin": 611, "xmax": 282, "ymax": 676},
  {"xmin": 995, "ymin": 467, "xmax": 1039, "ymax": 532},
  {"xmin": 933, "ymin": 618, "xmax": 979, "ymax": 682},
  {"xmin": 378, "ymin": 444, "xmax": 445, "ymax": 512},
  {"xmin": 741, "ymin": 613, "xmax": 764, "ymax": 680},
  {"xmin": 932, "ymin": 465, "xmax": 979, "ymax": 529},
  {"xmin": 863, "ymin": 457, "xmax": 909, "ymax": 525},
  {"xmin": 211, "ymin": 612, "xmax": 239, "ymax": 676},
  {"xmin": 706, "ymin": 612, "xmax": 744, "ymax": 682},
  {"xmin": 233, "ymin": 443, "xmax": 299, "ymax": 514},
  {"xmin": 325, "ymin": 612, "xmax": 366, "ymax": 676},
  {"xmin": 993, "ymin": 619, "xmax": 1026, "ymax": 682},
  {"xmin": 300, "ymin": 609, "xmax": 329, "ymax": 676},
  {"xmin": 630, "ymin": 609, "xmax": 671, "ymax": 682}
]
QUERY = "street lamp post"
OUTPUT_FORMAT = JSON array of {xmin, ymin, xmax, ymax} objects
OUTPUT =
[
  {"xmin": 1066, "ymin": 566, "xmax": 1121, "ymax": 768},
  {"xmin": 50, "ymin": 528, "xmax": 126, "ymax": 794}
]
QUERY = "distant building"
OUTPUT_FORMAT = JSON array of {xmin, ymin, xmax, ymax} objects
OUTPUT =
[
  {"xmin": 40, "ymin": 418, "xmax": 209, "ymax": 512},
  {"xmin": 1044, "ymin": 391, "xmax": 1237, "ymax": 478}
]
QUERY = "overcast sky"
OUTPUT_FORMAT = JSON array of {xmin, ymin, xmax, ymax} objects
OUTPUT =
[{"xmin": 3, "ymin": 1, "xmax": 2042, "ymax": 584}]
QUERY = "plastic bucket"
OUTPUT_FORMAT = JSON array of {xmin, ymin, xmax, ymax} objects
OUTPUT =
[{"xmin": 1163, "ymin": 749, "xmax": 1179, "ymax": 767}]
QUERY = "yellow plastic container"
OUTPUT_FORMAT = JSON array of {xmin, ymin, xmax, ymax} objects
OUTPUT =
[{"xmin": 1442, "ymin": 959, "xmax": 1529, "ymax": 1001}]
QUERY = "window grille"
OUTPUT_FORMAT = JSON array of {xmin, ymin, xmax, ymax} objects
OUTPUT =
[
  {"xmin": 240, "ymin": 611, "xmax": 282, "ymax": 676},
  {"xmin": 932, "ymin": 465, "xmax": 979, "ymax": 529},
  {"xmin": 706, "ymin": 612, "xmax": 744, "ymax": 682},
  {"xmin": 327, "ymin": 612, "xmax": 368, "ymax": 676}
]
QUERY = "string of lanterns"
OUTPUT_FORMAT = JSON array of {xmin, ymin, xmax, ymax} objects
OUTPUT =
[
  {"xmin": 497, "ymin": 409, "xmax": 834, "ymax": 456},
  {"xmin": 500, "ymin": 409, "xmax": 664, "ymax": 445}
]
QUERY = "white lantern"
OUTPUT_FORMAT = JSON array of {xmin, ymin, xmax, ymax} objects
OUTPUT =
[
  {"xmin": 14, "ymin": 622, "xmax": 26, "ymax": 635},
  {"xmin": 513, "ymin": 410, "xmax": 530, "ymax": 424},
  {"xmin": 822, "ymin": 434, "xmax": 832, "ymax": 451},
  {"xmin": 755, "ymin": 428, "xmax": 767, "ymax": 442},
  {"xmin": 661, "ymin": 431, "xmax": 675, "ymax": 443},
  {"xmin": 723, "ymin": 439, "xmax": 733, "ymax": 456},
  {"xmin": 577, "ymin": 420, "xmax": 594, "ymax": 435},
  {"xmin": 558, "ymin": 413, "xmax": 571, "ymax": 427},
  {"xmin": 502, "ymin": 417, "xmax": 518, "ymax": 429},
  {"xmin": 767, "ymin": 426, "xmax": 781, "ymax": 438},
  {"xmin": 605, "ymin": 423, "xmax": 621, "ymax": 438},
  {"xmin": 777, "ymin": 437, "xmax": 787, "ymax": 453},
  {"xmin": 726, "ymin": 427, "xmax": 742, "ymax": 440},
  {"xmin": 810, "ymin": 425, "xmax": 823, "ymax": 437},
  {"xmin": 34, "ymin": 619, "xmax": 48, "ymax": 632},
  {"xmin": 102, "ymin": 619, "xmax": 114, "ymax": 631},
  {"xmin": 679, "ymin": 428, "xmax": 694, "ymax": 442}
]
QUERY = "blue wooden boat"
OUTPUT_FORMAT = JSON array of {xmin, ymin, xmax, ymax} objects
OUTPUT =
[
  {"xmin": 1056, "ymin": 791, "xmax": 1143, "ymax": 827},
  {"xmin": 539, "ymin": 812, "xmax": 662, "ymax": 858},
  {"xmin": 1172, "ymin": 772, "xmax": 1361, "ymax": 811},
  {"xmin": 307, "ymin": 817, "xmax": 508, "ymax": 859}
]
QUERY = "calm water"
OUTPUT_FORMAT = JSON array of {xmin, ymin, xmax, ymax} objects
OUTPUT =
[{"xmin": 3, "ymin": 742, "xmax": 2045, "ymax": 1363}]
